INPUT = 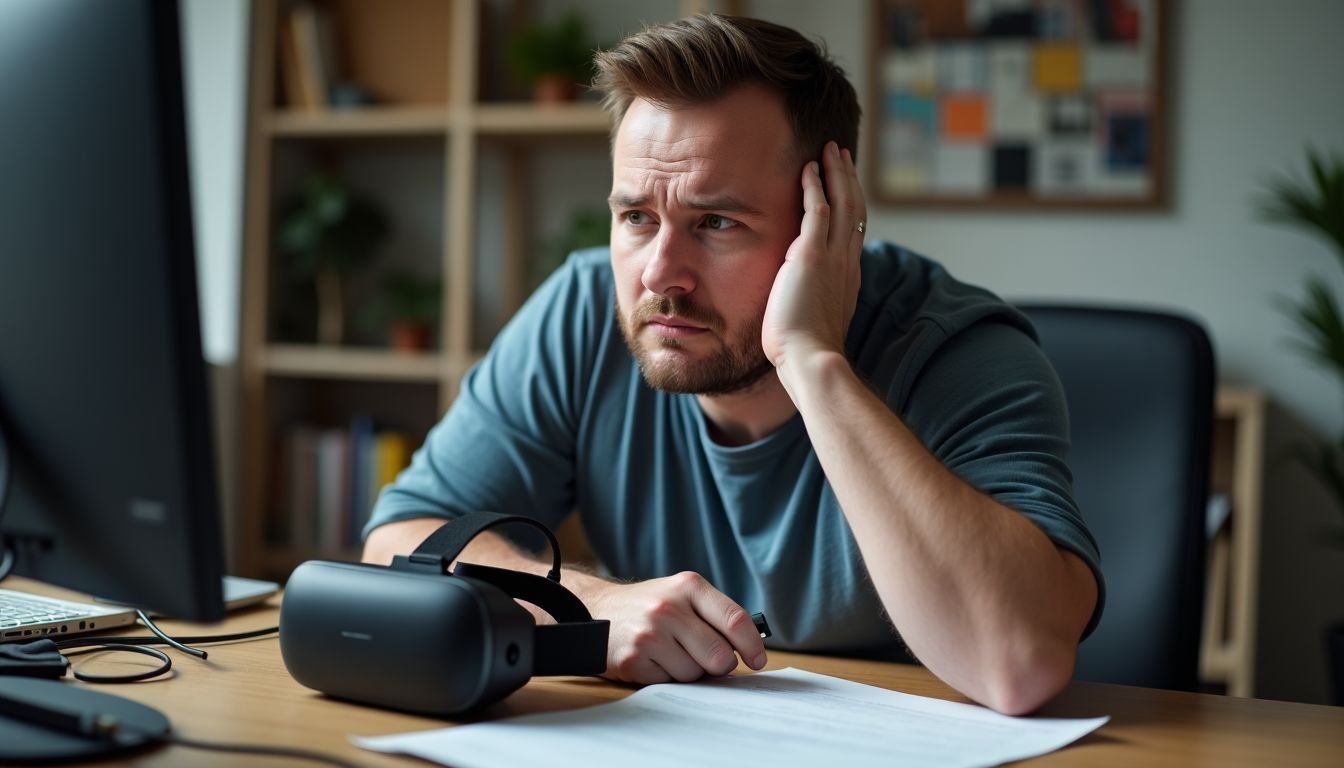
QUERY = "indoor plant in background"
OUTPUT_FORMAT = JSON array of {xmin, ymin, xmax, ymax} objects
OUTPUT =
[
  {"xmin": 361, "ymin": 270, "xmax": 441, "ymax": 352},
  {"xmin": 505, "ymin": 11, "xmax": 596, "ymax": 103},
  {"xmin": 276, "ymin": 171, "xmax": 388, "ymax": 346},
  {"xmin": 1258, "ymin": 145, "xmax": 1344, "ymax": 704},
  {"xmin": 535, "ymin": 207, "xmax": 609, "ymax": 290}
]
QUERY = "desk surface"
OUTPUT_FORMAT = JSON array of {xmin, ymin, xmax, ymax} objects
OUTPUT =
[{"xmin": 7, "ymin": 578, "xmax": 1344, "ymax": 767}]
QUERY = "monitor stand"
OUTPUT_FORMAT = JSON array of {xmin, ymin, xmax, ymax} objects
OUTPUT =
[{"xmin": 0, "ymin": 677, "xmax": 168, "ymax": 762}]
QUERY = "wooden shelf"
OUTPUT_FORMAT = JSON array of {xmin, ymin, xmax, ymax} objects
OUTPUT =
[
  {"xmin": 265, "ymin": 103, "xmax": 610, "ymax": 139},
  {"xmin": 261, "ymin": 344, "xmax": 445, "ymax": 382},
  {"xmin": 474, "ymin": 102, "xmax": 610, "ymax": 136},
  {"xmin": 267, "ymin": 106, "xmax": 450, "ymax": 137},
  {"xmin": 1199, "ymin": 384, "xmax": 1266, "ymax": 697},
  {"xmin": 238, "ymin": 0, "xmax": 705, "ymax": 581}
]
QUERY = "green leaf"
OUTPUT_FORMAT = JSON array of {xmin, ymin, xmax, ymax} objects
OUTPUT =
[
  {"xmin": 1256, "ymin": 145, "xmax": 1344, "ymax": 263},
  {"xmin": 1277, "ymin": 277, "xmax": 1344, "ymax": 391},
  {"xmin": 273, "ymin": 171, "xmax": 388, "ymax": 278},
  {"xmin": 505, "ymin": 11, "xmax": 596, "ymax": 85}
]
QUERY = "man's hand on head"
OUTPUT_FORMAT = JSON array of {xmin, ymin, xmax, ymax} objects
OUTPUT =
[
  {"xmin": 586, "ymin": 571, "xmax": 767, "ymax": 684},
  {"xmin": 761, "ymin": 141, "xmax": 867, "ymax": 384}
]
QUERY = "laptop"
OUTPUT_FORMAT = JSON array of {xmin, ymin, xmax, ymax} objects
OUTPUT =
[{"xmin": 0, "ymin": 575, "xmax": 279, "ymax": 643}]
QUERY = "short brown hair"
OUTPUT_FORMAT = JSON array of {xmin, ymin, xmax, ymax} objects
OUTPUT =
[{"xmin": 592, "ymin": 14, "xmax": 860, "ymax": 162}]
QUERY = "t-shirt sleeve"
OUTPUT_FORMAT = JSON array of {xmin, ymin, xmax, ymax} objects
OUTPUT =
[
  {"xmin": 898, "ymin": 320, "xmax": 1106, "ymax": 639},
  {"xmin": 361, "ymin": 253, "xmax": 601, "ymax": 543}
]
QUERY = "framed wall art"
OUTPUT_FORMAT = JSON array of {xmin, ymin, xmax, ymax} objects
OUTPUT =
[{"xmin": 868, "ymin": 0, "xmax": 1167, "ymax": 208}]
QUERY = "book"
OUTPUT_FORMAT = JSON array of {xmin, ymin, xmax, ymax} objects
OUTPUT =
[
  {"xmin": 287, "ymin": 426, "xmax": 320, "ymax": 548},
  {"xmin": 315, "ymin": 429, "xmax": 349, "ymax": 550},
  {"xmin": 374, "ymin": 431, "xmax": 411, "ymax": 499},
  {"xmin": 348, "ymin": 414, "xmax": 375, "ymax": 545},
  {"xmin": 286, "ymin": 2, "xmax": 328, "ymax": 109},
  {"xmin": 277, "ymin": 10, "xmax": 313, "ymax": 109}
]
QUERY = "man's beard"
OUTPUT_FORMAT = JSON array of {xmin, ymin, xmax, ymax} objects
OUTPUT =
[{"xmin": 617, "ymin": 293, "xmax": 775, "ymax": 396}]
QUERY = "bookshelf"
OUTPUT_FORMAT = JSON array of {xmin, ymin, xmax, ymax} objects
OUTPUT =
[
  {"xmin": 1201, "ymin": 386, "xmax": 1267, "ymax": 697},
  {"xmin": 237, "ymin": 0, "xmax": 731, "ymax": 579}
]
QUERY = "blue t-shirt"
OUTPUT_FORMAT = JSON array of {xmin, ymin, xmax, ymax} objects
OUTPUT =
[{"xmin": 366, "ymin": 242, "xmax": 1104, "ymax": 657}]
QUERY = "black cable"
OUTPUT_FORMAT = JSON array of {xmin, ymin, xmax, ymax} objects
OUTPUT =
[
  {"xmin": 57, "ymin": 625, "xmax": 279, "ymax": 652},
  {"xmin": 135, "ymin": 609, "xmax": 207, "ymax": 659},
  {"xmin": 68, "ymin": 643, "xmax": 173, "ymax": 684},
  {"xmin": 55, "ymin": 624, "xmax": 278, "ymax": 685}
]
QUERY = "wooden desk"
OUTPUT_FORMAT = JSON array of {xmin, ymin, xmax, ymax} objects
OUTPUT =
[{"xmin": 8, "ymin": 578, "xmax": 1343, "ymax": 767}]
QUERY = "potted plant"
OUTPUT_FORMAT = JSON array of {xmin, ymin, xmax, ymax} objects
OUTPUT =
[
  {"xmin": 505, "ymin": 11, "xmax": 596, "ymax": 103},
  {"xmin": 535, "ymin": 207, "xmax": 610, "ymax": 289},
  {"xmin": 276, "ymin": 172, "xmax": 388, "ymax": 346},
  {"xmin": 1257, "ymin": 145, "xmax": 1344, "ymax": 704},
  {"xmin": 361, "ymin": 271, "xmax": 441, "ymax": 352}
]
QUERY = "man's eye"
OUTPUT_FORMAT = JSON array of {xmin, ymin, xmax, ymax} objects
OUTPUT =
[
  {"xmin": 703, "ymin": 214, "xmax": 736, "ymax": 231},
  {"xmin": 624, "ymin": 211, "xmax": 650, "ymax": 225}
]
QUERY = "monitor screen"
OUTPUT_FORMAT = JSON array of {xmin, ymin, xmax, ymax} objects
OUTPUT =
[{"xmin": 0, "ymin": 0, "xmax": 226, "ymax": 622}]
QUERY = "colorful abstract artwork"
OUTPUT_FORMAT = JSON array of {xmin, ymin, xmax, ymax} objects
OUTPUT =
[{"xmin": 869, "ymin": 0, "xmax": 1166, "ymax": 207}]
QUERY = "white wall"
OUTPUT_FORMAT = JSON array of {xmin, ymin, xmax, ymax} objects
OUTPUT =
[
  {"xmin": 181, "ymin": 0, "xmax": 249, "ymax": 365},
  {"xmin": 180, "ymin": 0, "xmax": 249, "ymax": 567}
]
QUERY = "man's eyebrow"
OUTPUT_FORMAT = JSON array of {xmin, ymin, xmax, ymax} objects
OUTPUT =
[{"xmin": 607, "ymin": 192, "xmax": 767, "ymax": 218}]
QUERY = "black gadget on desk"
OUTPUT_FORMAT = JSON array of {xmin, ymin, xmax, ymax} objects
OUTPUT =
[
  {"xmin": 0, "ymin": 0, "xmax": 235, "ymax": 762},
  {"xmin": 281, "ymin": 511, "xmax": 611, "ymax": 715}
]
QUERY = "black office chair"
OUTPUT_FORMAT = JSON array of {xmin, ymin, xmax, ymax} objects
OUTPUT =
[{"xmin": 1019, "ymin": 305, "xmax": 1215, "ymax": 691}]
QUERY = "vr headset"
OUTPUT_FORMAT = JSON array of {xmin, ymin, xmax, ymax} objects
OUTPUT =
[{"xmin": 279, "ymin": 511, "xmax": 610, "ymax": 715}]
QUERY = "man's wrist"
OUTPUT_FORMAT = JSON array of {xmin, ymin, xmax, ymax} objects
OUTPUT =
[
  {"xmin": 561, "ymin": 569, "xmax": 620, "ymax": 616},
  {"xmin": 777, "ymin": 348, "xmax": 854, "ymax": 406}
]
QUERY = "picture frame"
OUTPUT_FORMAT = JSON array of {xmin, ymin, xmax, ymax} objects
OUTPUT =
[{"xmin": 867, "ymin": 0, "xmax": 1168, "ymax": 208}]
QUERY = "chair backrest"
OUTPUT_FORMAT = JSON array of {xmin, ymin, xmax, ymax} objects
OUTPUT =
[{"xmin": 1019, "ymin": 305, "xmax": 1214, "ymax": 691}]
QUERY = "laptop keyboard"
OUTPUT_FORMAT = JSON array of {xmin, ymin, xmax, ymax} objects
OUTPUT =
[{"xmin": 0, "ymin": 592, "xmax": 92, "ymax": 629}]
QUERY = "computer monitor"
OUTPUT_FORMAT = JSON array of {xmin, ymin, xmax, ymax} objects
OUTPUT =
[{"xmin": 0, "ymin": 0, "xmax": 226, "ymax": 622}]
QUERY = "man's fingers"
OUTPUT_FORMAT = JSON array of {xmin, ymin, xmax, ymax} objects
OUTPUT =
[
  {"xmin": 841, "ymin": 148, "xmax": 867, "ymax": 247},
  {"xmin": 798, "ymin": 159, "xmax": 830, "ymax": 254},
  {"xmin": 670, "ymin": 617, "xmax": 747, "ymax": 677},
  {"xmin": 614, "ymin": 655, "xmax": 673, "ymax": 684},
  {"xmin": 597, "ymin": 572, "xmax": 766, "ymax": 685},
  {"xmin": 683, "ymin": 575, "xmax": 767, "ymax": 671},
  {"xmin": 823, "ymin": 141, "xmax": 854, "ymax": 251}
]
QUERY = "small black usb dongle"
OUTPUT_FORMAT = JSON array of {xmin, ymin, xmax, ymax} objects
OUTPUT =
[{"xmin": 751, "ymin": 612, "xmax": 772, "ymax": 639}]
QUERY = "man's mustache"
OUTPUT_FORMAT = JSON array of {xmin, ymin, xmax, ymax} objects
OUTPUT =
[{"xmin": 628, "ymin": 295, "xmax": 722, "ymax": 333}]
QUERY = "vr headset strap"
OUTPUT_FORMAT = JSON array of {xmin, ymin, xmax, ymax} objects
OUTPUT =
[
  {"xmin": 401, "ymin": 512, "xmax": 611, "ymax": 677},
  {"xmin": 452, "ymin": 562, "xmax": 590, "ymax": 622},
  {"xmin": 454, "ymin": 563, "xmax": 608, "ymax": 676},
  {"xmin": 406, "ymin": 511, "xmax": 562, "ymax": 581}
]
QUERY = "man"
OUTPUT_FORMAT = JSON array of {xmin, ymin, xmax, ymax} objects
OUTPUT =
[{"xmin": 363, "ymin": 14, "xmax": 1102, "ymax": 715}]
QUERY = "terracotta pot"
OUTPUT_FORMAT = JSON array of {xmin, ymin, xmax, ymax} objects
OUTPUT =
[
  {"xmin": 532, "ymin": 74, "xmax": 577, "ymax": 104},
  {"xmin": 389, "ymin": 321, "xmax": 430, "ymax": 352}
]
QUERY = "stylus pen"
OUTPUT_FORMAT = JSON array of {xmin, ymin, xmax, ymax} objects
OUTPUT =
[{"xmin": 0, "ymin": 690, "xmax": 120, "ymax": 740}]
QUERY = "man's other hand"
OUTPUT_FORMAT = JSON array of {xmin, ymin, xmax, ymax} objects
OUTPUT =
[
  {"xmin": 588, "ymin": 571, "xmax": 767, "ymax": 684},
  {"xmin": 762, "ymin": 141, "xmax": 866, "ymax": 378}
]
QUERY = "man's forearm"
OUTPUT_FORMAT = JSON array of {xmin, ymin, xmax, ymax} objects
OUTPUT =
[
  {"xmin": 778, "ymin": 351, "xmax": 1096, "ymax": 715},
  {"xmin": 363, "ymin": 517, "xmax": 770, "ymax": 682}
]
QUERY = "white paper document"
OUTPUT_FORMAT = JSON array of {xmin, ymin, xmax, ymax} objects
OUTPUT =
[{"xmin": 354, "ymin": 668, "xmax": 1107, "ymax": 768}]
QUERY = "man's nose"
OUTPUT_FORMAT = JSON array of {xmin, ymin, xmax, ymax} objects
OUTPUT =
[{"xmin": 641, "ymin": 226, "xmax": 697, "ymax": 297}]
